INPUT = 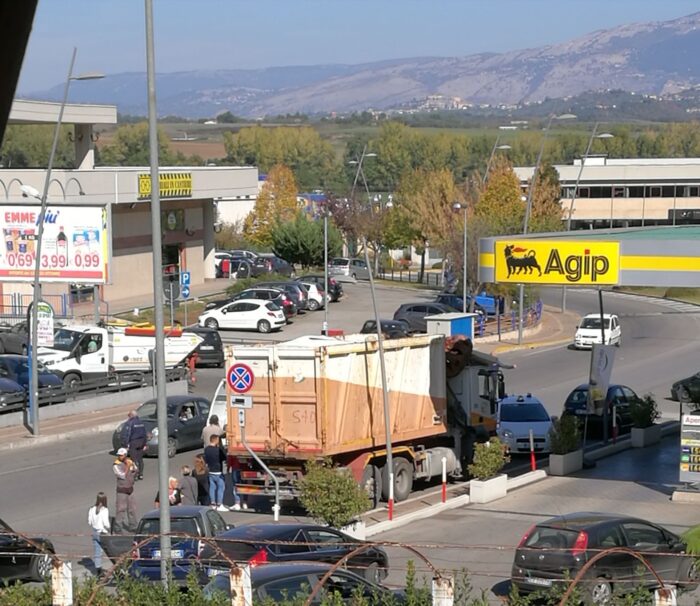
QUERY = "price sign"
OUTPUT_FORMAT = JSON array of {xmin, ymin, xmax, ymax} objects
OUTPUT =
[{"xmin": 680, "ymin": 414, "xmax": 700, "ymax": 482}]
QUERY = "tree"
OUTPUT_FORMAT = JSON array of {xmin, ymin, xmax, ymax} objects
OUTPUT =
[
  {"xmin": 528, "ymin": 162, "xmax": 565, "ymax": 233},
  {"xmin": 271, "ymin": 212, "xmax": 342, "ymax": 269},
  {"xmin": 473, "ymin": 155, "xmax": 524, "ymax": 236},
  {"xmin": 0, "ymin": 124, "xmax": 73, "ymax": 168},
  {"xmin": 98, "ymin": 123, "xmax": 177, "ymax": 166},
  {"xmin": 243, "ymin": 164, "xmax": 299, "ymax": 247}
]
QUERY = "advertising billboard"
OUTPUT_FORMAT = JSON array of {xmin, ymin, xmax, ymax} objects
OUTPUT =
[
  {"xmin": 494, "ymin": 240, "xmax": 620, "ymax": 285},
  {"xmin": 138, "ymin": 172, "xmax": 192, "ymax": 200},
  {"xmin": 0, "ymin": 205, "xmax": 108, "ymax": 283}
]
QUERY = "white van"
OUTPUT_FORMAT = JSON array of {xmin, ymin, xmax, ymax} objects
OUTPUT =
[{"xmin": 574, "ymin": 313, "xmax": 621, "ymax": 349}]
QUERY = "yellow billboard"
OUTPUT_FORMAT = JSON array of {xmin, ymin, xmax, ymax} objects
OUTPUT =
[
  {"xmin": 494, "ymin": 240, "xmax": 620, "ymax": 285},
  {"xmin": 137, "ymin": 172, "xmax": 192, "ymax": 200}
]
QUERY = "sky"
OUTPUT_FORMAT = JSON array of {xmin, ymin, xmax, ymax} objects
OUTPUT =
[{"xmin": 17, "ymin": 0, "xmax": 700, "ymax": 93}]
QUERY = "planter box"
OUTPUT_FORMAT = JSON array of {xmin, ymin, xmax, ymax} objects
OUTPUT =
[
  {"xmin": 340, "ymin": 520, "xmax": 366, "ymax": 540},
  {"xmin": 549, "ymin": 450, "xmax": 583, "ymax": 476},
  {"xmin": 631, "ymin": 424, "xmax": 662, "ymax": 448},
  {"xmin": 469, "ymin": 473, "xmax": 508, "ymax": 504}
]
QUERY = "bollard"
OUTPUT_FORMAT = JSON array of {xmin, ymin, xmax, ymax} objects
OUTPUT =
[
  {"xmin": 229, "ymin": 564, "xmax": 252, "ymax": 606},
  {"xmin": 51, "ymin": 560, "xmax": 73, "ymax": 606},
  {"xmin": 511, "ymin": 310, "xmax": 516, "ymax": 331},
  {"xmin": 529, "ymin": 429, "xmax": 536, "ymax": 472},
  {"xmin": 655, "ymin": 586, "xmax": 677, "ymax": 606},
  {"xmin": 441, "ymin": 456, "xmax": 447, "ymax": 503},
  {"xmin": 432, "ymin": 575, "xmax": 454, "ymax": 606},
  {"xmin": 497, "ymin": 313, "xmax": 501, "ymax": 341}
]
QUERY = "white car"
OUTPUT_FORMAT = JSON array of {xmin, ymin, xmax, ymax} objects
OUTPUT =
[
  {"xmin": 300, "ymin": 282, "xmax": 326, "ymax": 311},
  {"xmin": 496, "ymin": 395, "xmax": 553, "ymax": 454},
  {"xmin": 574, "ymin": 313, "xmax": 621, "ymax": 349},
  {"xmin": 198, "ymin": 299, "xmax": 286, "ymax": 333}
]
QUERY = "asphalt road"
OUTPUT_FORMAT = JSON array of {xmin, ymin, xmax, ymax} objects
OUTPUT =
[{"xmin": 1, "ymin": 284, "xmax": 698, "ymax": 598}]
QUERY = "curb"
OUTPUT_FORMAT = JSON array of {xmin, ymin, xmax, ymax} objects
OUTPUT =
[
  {"xmin": 0, "ymin": 420, "xmax": 118, "ymax": 451},
  {"xmin": 491, "ymin": 335, "xmax": 572, "ymax": 356}
]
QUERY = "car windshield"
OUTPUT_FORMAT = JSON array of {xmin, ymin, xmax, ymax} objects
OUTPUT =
[
  {"xmin": 138, "ymin": 401, "xmax": 178, "ymax": 419},
  {"xmin": 566, "ymin": 389, "xmax": 589, "ymax": 406},
  {"xmin": 52, "ymin": 328, "xmax": 84, "ymax": 352},
  {"xmin": 265, "ymin": 302, "xmax": 281, "ymax": 311},
  {"xmin": 500, "ymin": 403, "xmax": 550, "ymax": 422},
  {"xmin": 524, "ymin": 526, "xmax": 581, "ymax": 550},
  {"xmin": 138, "ymin": 517, "xmax": 200, "ymax": 536},
  {"xmin": 331, "ymin": 258, "xmax": 349, "ymax": 266},
  {"xmin": 580, "ymin": 317, "xmax": 610, "ymax": 329}
]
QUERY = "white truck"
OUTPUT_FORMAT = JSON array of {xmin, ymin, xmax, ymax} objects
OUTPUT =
[{"xmin": 38, "ymin": 324, "xmax": 203, "ymax": 387}]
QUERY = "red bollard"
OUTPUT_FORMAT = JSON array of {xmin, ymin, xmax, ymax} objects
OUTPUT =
[
  {"xmin": 529, "ymin": 429, "xmax": 536, "ymax": 472},
  {"xmin": 441, "ymin": 456, "xmax": 447, "ymax": 503}
]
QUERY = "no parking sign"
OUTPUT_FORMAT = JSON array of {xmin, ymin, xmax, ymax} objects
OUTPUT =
[{"xmin": 227, "ymin": 363, "xmax": 255, "ymax": 394}]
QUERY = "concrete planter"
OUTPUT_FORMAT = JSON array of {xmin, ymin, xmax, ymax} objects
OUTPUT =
[
  {"xmin": 631, "ymin": 424, "xmax": 662, "ymax": 448},
  {"xmin": 549, "ymin": 449, "xmax": 583, "ymax": 476},
  {"xmin": 469, "ymin": 474, "xmax": 508, "ymax": 504},
  {"xmin": 339, "ymin": 520, "xmax": 366, "ymax": 540}
]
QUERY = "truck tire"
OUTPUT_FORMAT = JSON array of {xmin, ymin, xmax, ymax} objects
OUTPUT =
[
  {"xmin": 63, "ymin": 373, "xmax": 81, "ymax": 390},
  {"xmin": 360, "ymin": 464, "xmax": 382, "ymax": 509},
  {"xmin": 382, "ymin": 458, "xmax": 413, "ymax": 502}
]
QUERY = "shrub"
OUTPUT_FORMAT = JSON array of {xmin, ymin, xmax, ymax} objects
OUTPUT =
[
  {"xmin": 629, "ymin": 393, "xmax": 660, "ymax": 428},
  {"xmin": 549, "ymin": 415, "xmax": 581, "ymax": 455},
  {"xmin": 298, "ymin": 458, "xmax": 371, "ymax": 528},
  {"xmin": 467, "ymin": 437, "xmax": 509, "ymax": 480}
]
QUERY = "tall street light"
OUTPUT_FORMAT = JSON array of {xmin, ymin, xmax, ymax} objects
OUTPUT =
[
  {"xmin": 483, "ymin": 127, "xmax": 514, "ymax": 185},
  {"xmin": 452, "ymin": 202, "xmax": 468, "ymax": 313},
  {"xmin": 27, "ymin": 47, "xmax": 103, "ymax": 437},
  {"xmin": 348, "ymin": 147, "xmax": 377, "ymax": 257},
  {"xmin": 322, "ymin": 199, "xmax": 329, "ymax": 335},
  {"xmin": 561, "ymin": 125, "xmax": 614, "ymax": 311},
  {"xmin": 518, "ymin": 113, "xmax": 576, "ymax": 345}
]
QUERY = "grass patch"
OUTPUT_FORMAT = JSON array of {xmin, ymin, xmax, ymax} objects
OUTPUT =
[
  {"xmin": 613, "ymin": 286, "xmax": 700, "ymax": 305},
  {"xmin": 116, "ymin": 300, "xmax": 208, "ymax": 326}
]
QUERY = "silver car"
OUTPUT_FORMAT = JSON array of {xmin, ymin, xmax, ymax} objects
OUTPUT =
[{"xmin": 328, "ymin": 257, "xmax": 370, "ymax": 281}]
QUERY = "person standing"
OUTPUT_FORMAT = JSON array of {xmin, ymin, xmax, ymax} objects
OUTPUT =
[
  {"xmin": 120, "ymin": 410, "xmax": 148, "ymax": 480},
  {"xmin": 87, "ymin": 492, "xmax": 110, "ymax": 577},
  {"xmin": 154, "ymin": 477, "xmax": 182, "ymax": 508},
  {"xmin": 179, "ymin": 465, "xmax": 198, "ymax": 506},
  {"xmin": 113, "ymin": 447, "xmax": 137, "ymax": 533},
  {"xmin": 201, "ymin": 414, "xmax": 223, "ymax": 448},
  {"xmin": 227, "ymin": 454, "xmax": 248, "ymax": 511},
  {"xmin": 204, "ymin": 434, "xmax": 226, "ymax": 511},
  {"xmin": 192, "ymin": 454, "xmax": 210, "ymax": 506}
]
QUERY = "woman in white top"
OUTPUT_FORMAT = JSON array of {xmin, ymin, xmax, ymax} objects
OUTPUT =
[{"xmin": 87, "ymin": 492, "xmax": 110, "ymax": 577}]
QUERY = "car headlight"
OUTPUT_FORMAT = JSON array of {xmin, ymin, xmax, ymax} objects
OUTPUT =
[
  {"xmin": 151, "ymin": 428, "xmax": 158, "ymax": 437},
  {"xmin": 499, "ymin": 429, "xmax": 514, "ymax": 441}
]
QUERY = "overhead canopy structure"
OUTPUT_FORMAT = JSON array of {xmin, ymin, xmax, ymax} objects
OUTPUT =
[{"xmin": 479, "ymin": 225, "xmax": 700, "ymax": 287}]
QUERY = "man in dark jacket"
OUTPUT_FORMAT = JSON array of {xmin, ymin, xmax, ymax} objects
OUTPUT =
[{"xmin": 121, "ymin": 410, "xmax": 148, "ymax": 480}]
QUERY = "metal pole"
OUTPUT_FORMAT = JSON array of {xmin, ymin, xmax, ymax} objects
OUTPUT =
[
  {"xmin": 483, "ymin": 133, "xmax": 501, "ymax": 185},
  {"xmin": 169, "ymin": 282, "xmax": 174, "ymax": 327},
  {"xmin": 462, "ymin": 208, "xmax": 467, "ymax": 313},
  {"xmin": 93, "ymin": 285, "xmax": 100, "ymax": 323},
  {"xmin": 598, "ymin": 288, "xmax": 609, "ymax": 444},
  {"xmin": 322, "ymin": 209, "xmax": 328, "ymax": 335},
  {"xmin": 240, "ymin": 410, "xmax": 279, "ymax": 521},
  {"xmin": 30, "ymin": 47, "xmax": 77, "ymax": 436},
  {"xmin": 363, "ymin": 238, "xmax": 394, "ymax": 520},
  {"xmin": 144, "ymin": 0, "xmax": 171, "ymax": 585},
  {"xmin": 610, "ymin": 185, "xmax": 614, "ymax": 228}
]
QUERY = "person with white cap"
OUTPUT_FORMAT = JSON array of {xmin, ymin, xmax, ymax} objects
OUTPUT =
[{"xmin": 113, "ymin": 447, "xmax": 138, "ymax": 533}]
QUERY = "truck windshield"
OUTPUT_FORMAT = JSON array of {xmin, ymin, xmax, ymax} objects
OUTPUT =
[{"xmin": 52, "ymin": 329, "xmax": 83, "ymax": 352}]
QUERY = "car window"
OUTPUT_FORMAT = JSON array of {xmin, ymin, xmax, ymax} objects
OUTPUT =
[
  {"xmin": 621, "ymin": 387, "xmax": 637, "ymax": 401},
  {"xmin": 139, "ymin": 517, "xmax": 200, "ymax": 536},
  {"xmin": 225, "ymin": 303, "xmax": 245, "ymax": 313},
  {"xmin": 622, "ymin": 523, "xmax": 666, "ymax": 548},
  {"xmin": 306, "ymin": 529, "xmax": 345, "ymax": 549},
  {"xmin": 500, "ymin": 402, "xmax": 549, "ymax": 422},
  {"xmin": 196, "ymin": 400, "xmax": 210, "ymax": 416},
  {"xmin": 597, "ymin": 526, "xmax": 624, "ymax": 549},
  {"xmin": 265, "ymin": 302, "xmax": 281, "ymax": 312},
  {"xmin": 260, "ymin": 576, "xmax": 311, "ymax": 602},
  {"xmin": 206, "ymin": 510, "xmax": 227, "ymax": 535},
  {"xmin": 608, "ymin": 386, "xmax": 625, "ymax": 404},
  {"xmin": 331, "ymin": 258, "xmax": 349, "ymax": 266},
  {"xmin": 323, "ymin": 573, "xmax": 371, "ymax": 599},
  {"xmin": 411, "ymin": 305, "xmax": 427, "ymax": 314},
  {"xmin": 273, "ymin": 530, "xmax": 311, "ymax": 554},
  {"xmin": 524, "ymin": 526, "xmax": 580, "ymax": 550},
  {"xmin": 567, "ymin": 389, "xmax": 588, "ymax": 406},
  {"xmin": 79, "ymin": 333, "xmax": 103, "ymax": 354}
]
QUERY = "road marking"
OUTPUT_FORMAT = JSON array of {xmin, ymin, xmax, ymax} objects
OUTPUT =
[{"xmin": 0, "ymin": 448, "xmax": 111, "ymax": 477}]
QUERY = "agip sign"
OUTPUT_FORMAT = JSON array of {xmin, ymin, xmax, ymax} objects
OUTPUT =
[{"xmin": 494, "ymin": 240, "xmax": 619, "ymax": 285}]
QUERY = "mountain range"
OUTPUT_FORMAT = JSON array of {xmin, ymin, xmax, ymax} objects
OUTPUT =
[{"xmin": 25, "ymin": 11, "xmax": 700, "ymax": 119}]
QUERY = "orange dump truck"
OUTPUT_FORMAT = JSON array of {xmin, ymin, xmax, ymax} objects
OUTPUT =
[{"xmin": 226, "ymin": 333, "xmax": 504, "ymax": 505}]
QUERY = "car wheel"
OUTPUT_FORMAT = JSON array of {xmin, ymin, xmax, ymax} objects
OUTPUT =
[
  {"xmin": 586, "ymin": 578, "xmax": 613, "ymax": 605},
  {"xmin": 307, "ymin": 299, "xmax": 319, "ymax": 311},
  {"xmin": 382, "ymin": 457, "xmax": 413, "ymax": 502},
  {"xmin": 63, "ymin": 373, "xmax": 81, "ymax": 389},
  {"xmin": 31, "ymin": 552, "xmax": 53, "ymax": 581},
  {"xmin": 204, "ymin": 318, "xmax": 219, "ymax": 330},
  {"xmin": 681, "ymin": 557, "xmax": 700, "ymax": 588},
  {"xmin": 167, "ymin": 437, "xmax": 178, "ymax": 458},
  {"xmin": 351, "ymin": 272, "xmax": 357, "ymax": 281},
  {"xmin": 361, "ymin": 464, "xmax": 382, "ymax": 509},
  {"xmin": 680, "ymin": 387, "xmax": 691, "ymax": 403},
  {"xmin": 364, "ymin": 561, "xmax": 382, "ymax": 584},
  {"xmin": 257, "ymin": 320, "xmax": 271, "ymax": 334}
]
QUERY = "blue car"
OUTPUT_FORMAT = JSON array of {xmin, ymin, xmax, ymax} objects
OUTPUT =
[{"xmin": 0, "ymin": 354, "xmax": 65, "ymax": 403}]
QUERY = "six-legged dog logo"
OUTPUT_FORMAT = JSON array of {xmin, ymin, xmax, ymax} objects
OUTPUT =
[{"xmin": 503, "ymin": 244, "xmax": 542, "ymax": 277}]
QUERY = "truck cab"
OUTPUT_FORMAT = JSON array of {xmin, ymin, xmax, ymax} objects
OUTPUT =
[{"xmin": 39, "ymin": 326, "xmax": 109, "ymax": 387}]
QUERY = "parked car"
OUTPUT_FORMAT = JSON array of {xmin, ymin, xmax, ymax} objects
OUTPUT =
[
  {"xmin": 0, "ymin": 322, "xmax": 28, "ymax": 354},
  {"xmin": 392, "ymin": 302, "xmax": 457, "ymax": 333},
  {"xmin": 573, "ymin": 313, "xmax": 622, "ymax": 349},
  {"xmin": 203, "ymin": 562, "xmax": 403, "ymax": 604},
  {"xmin": 198, "ymin": 299, "xmax": 286, "ymax": 333},
  {"xmin": 435, "ymin": 293, "xmax": 486, "ymax": 316},
  {"xmin": 562, "ymin": 383, "xmax": 641, "ymax": 436},
  {"xmin": 0, "ymin": 517, "xmax": 55, "ymax": 583},
  {"xmin": 328, "ymin": 257, "xmax": 371, "ymax": 281},
  {"xmin": 671, "ymin": 372, "xmax": 700, "ymax": 404},
  {"xmin": 215, "ymin": 256, "xmax": 254, "ymax": 279},
  {"xmin": 253, "ymin": 254, "xmax": 295, "ymax": 277},
  {"xmin": 100, "ymin": 506, "xmax": 230, "ymax": 584},
  {"xmin": 111, "ymin": 395, "xmax": 211, "ymax": 458},
  {"xmin": 256, "ymin": 281, "xmax": 309, "ymax": 312},
  {"xmin": 360, "ymin": 319, "xmax": 412, "ymax": 339},
  {"xmin": 229, "ymin": 249, "xmax": 259, "ymax": 261},
  {"xmin": 0, "ymin": 377, "xmax": 27, "ymax": 407},
  {"xmin": 496, "ymin": 394, "xmax": 553, "ymax": 454},
  {"xmin": 234, "ymin": 287, "xmax": 298, "ymax": 318},
  {"xmin": 200, "ymin": 523, "xmax": 389, "ymax": 583},
  {"xmin": 299, "ymin": 281, "xmax": 326, "ymax": 311},
  {"xmin": 0, "ymin": 354, "xmax": 64, "ymax": 391},
  {"xmin": 297, "ymin": 274, "xmax": 343, "ymax": 302},
  {"xmin": 511, "ymin": 512, "xmax": 700, "ymax": 599},
  {"xmin": 184, "ymin": 326, "xmax": 224, "ymax": 368}
]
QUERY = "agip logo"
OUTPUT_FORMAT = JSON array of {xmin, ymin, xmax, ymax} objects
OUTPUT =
[{"xmin": 494, "ymin": 241, "xmax": 619, "ymax": 285}]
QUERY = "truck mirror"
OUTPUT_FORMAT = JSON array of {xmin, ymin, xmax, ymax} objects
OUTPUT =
[
  {"xmin": 75, "ymin": 348, "xmax": 82, "ymax": 362},
  {"xmin": 498, "ymin": 376, "xmax": 506, "ymax": 400}
]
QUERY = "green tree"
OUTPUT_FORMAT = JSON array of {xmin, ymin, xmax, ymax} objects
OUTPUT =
[
  {"xmin": 0, "ymin": 124, "xmax": 73, "ymax": 168},
  {"xmin": 473, "ymin": 155, "xmax": 524, "ymax": 236},
  {"xmin": 243, "ymin": 164, "xmax": 299, "ymax": 247},
  {"xmin": 98, "ymin": 122, "xmax": 177, "ymax": 166},
  {"xmin": 271, "ymin": 212, "xmax": 342, "ymax": 269},
  {"xmin": 529, "ymin": 162, "xmax": 565, "ymax": 233}
]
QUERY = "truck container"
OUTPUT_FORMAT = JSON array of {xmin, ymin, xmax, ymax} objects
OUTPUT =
[{"xmin": 226, "ymin": 333, "xmax": 504, "ymax": 505}]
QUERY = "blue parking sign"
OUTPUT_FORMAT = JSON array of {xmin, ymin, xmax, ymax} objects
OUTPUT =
[{"xmin": 180, "ymin": 271, "xmax": 191, "ymax": 286}]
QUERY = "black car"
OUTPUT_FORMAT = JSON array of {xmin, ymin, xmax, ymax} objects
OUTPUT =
[
  {"xmin": 434, "ymin": 293, "xmax": 486, "ymax": 316},
  {"xmin": 111, "ymin": 396, "xmax": 211, "ymax": 458},
  {"xmin": 392, "ymin": 302, "xmax": 457, "ymax": 333},
  {"xmin": 0, "ymin": 377, "xmax": 26, "ymax": 408},
  {"xmin": 298, "ymin": 274, "xmax": 344, "ymax": 303},
  {"xmin": 0, "ymin": 322, "xmax": 28, "ymax": 354},
  {"xmin": 360, "ymin": 319, "xmax": 412, "ymax": 339},
  {"xmin": 204, "ymin": 562, "xmax": 402, "ymax": 604},
  {"xmin": 200, "ymin": 523, "xmax": 389, "ymax": 583},
  {"xmin": 253, "ymin": 254, "xmax": 295, "ymax": 277},
  {"xmin": 256, "ymin": 281, "xmax": 309, "ymax": 311},
  {"xmin": 563, "ymin": 383, "xmax": 640, "ymax": 436},
  {"xmin": 512, "ymin": 512, "xmax": 699, "ymax": 600},
  {"xmin": 671, "ymin": 372, "xmax": 700, "ymax": 404},
  {"xmin": 0, "ymin": 517, "xmax": 55, "ymax": 582},
  {"xmin": 184, "ymin": 327, "xmax": 224, "ymax": 368}
]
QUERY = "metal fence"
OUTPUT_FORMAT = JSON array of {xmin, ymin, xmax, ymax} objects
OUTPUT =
[
  {"xmin": 377, "ymin": 268, "xmax": 444, "ymax": 288},
  {"xmin": 0, "ymin": 293, "xmax": 70, "ymax": 324}
]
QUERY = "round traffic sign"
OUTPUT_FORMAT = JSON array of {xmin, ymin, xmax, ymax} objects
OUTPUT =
[{"xmin": 227, "ymin": 362, "xmax": 255, "ymax": 394}]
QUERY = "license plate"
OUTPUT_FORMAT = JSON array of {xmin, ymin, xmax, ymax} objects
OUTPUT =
[
  {"xmin": 200, "ymin": 345, "xmax": 214, "ymax": 350},
  {"xmin": 528, "ymin": 577, "xmax": 552, "ymax": 587},
  {"xmin": 207, "ymin": 567, "xmax": 226, "ymax": 577},
  {"xmin": 153, "ymin": 549, "xmax": 183, "ymax": 558},
  {"xmin": 574, "ymin": 409, "xmax": 587, "ymax": 415}
]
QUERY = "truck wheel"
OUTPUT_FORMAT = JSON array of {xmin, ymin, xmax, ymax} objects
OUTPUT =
[
  {"xmin": 360, "ymin": 464, "xmax": 382, "ymax": 509},
  {"xmin": 63, "ymin": 373, "xmax": 81, "ymax": 390},
  {"xmin": 382, "ymin": 458, "xmax": 413, "ymax": 502}
]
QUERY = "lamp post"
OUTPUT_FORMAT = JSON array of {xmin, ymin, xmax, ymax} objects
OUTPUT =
[
  {"xmin": 27, "ymin": 48, "xmax": 103, "ymax": 437},
  {"xmin": 518, "ymin": 113, "xmax": 576, "ymax": 345},
  {"xmin": 484, "ymin": 130, "xmax": 513, "ymax": 186},
  {"xmin": 561, "ymin": 126, "xmax": 614, "ymax": 311},
  {"xmin": 452, "ymin": 202, "xmax": 468, "ymax": 313},
  {"xmin": 322, "ymin": 200, "xmax": 329, "ymax": 335},
  {"xmin": 348, "ymin": 147, "xmax": 377, "ymax": 258}
]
